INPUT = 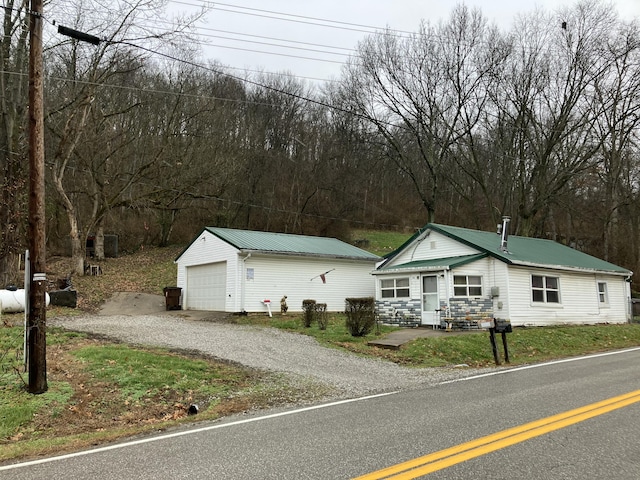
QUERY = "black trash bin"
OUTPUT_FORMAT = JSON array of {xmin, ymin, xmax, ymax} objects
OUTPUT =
[{"xmin": 163, "ymin": 287, "xmax": 182, "ymax": 311}]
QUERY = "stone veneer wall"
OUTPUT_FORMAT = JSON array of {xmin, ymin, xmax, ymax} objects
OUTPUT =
[
  {"xmin": 376, "ymin": 297, "xmax": 494, "ymax": 325},
  {"xmin": 447, "ymin": 298, "xmax": 493, "ymax": 319},
  {"xmin": 376, "ymin": 299, "xmax": 421, "ymax": 324}
]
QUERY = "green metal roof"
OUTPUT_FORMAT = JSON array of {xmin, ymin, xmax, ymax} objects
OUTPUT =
[
  {"xmin": 376, "ymin": 254, "xmax": 487, "ymax": 273},
  {"xmin": 382, "ymin": 223, "xmax": 631, "ymax": 275},
  {"xmin": 201, "ymin": 227, "xmax": 380, "ymax": 261}
]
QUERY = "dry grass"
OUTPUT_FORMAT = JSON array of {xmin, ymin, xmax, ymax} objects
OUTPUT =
[
  {"xmin": 47, "ymin": 245, "xmax": 182, "ymax": 312},
  {"xmin": 1, "ymin": 246, "xmax": 333, "ymax": 463}
]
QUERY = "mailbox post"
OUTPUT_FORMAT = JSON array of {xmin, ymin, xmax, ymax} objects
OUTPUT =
[{"xmin": 489, "ymin": 319, "xmax": 512, "ymax": 365}]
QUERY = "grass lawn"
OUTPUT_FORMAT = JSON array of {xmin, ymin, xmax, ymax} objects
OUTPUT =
[
  {"xmin": 3, "ymin": 242, "xmax": 640, "ymax": 463},
  {"xmin": 235, "ymin": 312, "xmax": 640, "ymax": 367},
  {"xmin": 0, "ymin": 323, "xmax": 332, "ymax": 463}
]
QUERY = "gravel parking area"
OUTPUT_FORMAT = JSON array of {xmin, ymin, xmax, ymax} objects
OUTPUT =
[{"xmin": 51, "ymin": 313, "xmax": 493, "ymax": 398}]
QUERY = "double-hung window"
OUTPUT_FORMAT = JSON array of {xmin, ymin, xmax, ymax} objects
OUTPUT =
[
  {"xmin": 453, "ymin": 275, "xmax": 482, "ymax": 297},
  {"xmin": 531, "ymin": 275, "xmax": 560, "ymax": 303},
  {"xmin": 380, "ymin": 278, "xmax": 410, "ymax": 298},
  {"xmin": 597, "ymin": 282, "xmax": 608, "ymax": 305}
]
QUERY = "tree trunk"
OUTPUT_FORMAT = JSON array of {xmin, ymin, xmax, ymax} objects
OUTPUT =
[
  {"xmin": 0, "ymin": 4, "xmax": 28, "ymax": 287},
  {"xmin": 69, "ymin": 216, "xmax": 84, "ymax": 276},
  {"xmin": 95, "ymin": 221, "xmax": 105, "ymax": 261}
]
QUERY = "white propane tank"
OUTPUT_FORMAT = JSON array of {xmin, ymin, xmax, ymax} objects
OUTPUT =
[{"xmin": 0, "ymin": 289, "xmax": 50, "ymax": 313}]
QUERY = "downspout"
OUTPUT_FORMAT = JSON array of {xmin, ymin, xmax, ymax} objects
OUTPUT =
[
  {"xmin": 241, "ymin": 253, "xmax": 251, "ymax": 313},
  {"xmin": 625, "ymin": 274, "xmax": 633, "ymax": 323},
  {"xmin": 595, "ymin": 273, "xmax": 601, "ymax": 315}
]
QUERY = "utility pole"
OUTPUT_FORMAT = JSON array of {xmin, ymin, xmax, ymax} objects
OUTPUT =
[{"xmin": 27, "ymin": 0, "xmax": 48, "ymax": 394}]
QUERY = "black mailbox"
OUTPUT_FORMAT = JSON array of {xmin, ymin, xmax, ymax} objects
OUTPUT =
[{"xmin": 494, "ymin": 319, "xmax": 512, "ymax": 333}]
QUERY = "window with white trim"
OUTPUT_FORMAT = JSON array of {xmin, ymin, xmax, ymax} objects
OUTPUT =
[
  {"xmin": 597, "ymin": 282, "xmax": 608, "ymax": 304},
  {"xmin": 380, "ymin": 278, "xmax": 410, "ymax": 298},
  {"xmin": 531, "ymin": 275, "xmax": 560, "ymax": 303},
  {"xmin": 453, "ymin": 275, "xmax": 482, "ymax": 297}
]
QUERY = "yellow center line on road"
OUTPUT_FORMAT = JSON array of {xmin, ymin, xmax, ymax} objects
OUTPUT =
[{"xmin": 354, "ymin": 389, "xmax": 640, "ymax": 480}]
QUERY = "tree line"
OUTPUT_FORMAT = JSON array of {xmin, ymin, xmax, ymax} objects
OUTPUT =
[{"xmin": 1, "ymin": 0, "xmax": 639, "ymax": 284}]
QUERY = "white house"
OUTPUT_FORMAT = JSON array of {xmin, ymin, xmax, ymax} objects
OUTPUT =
[
  {"xmin": 373, "ymin": 221, "xmax": 633, "ymax": 327},
  {"xmin": 175, "ymin": 227, "xmax": 380, "ymax": 314}
]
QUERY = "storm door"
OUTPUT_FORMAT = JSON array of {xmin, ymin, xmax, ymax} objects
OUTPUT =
[{"xmin": 421, "ymin": 275, "xmax": 440, "ymax": 326}]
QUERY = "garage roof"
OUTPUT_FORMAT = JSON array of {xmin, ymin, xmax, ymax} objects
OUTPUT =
[{"xmin": 178, "ymin": 227, "xmax": 380, "ymax": 261}]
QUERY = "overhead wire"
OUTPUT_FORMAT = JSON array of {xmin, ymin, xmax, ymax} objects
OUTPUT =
[
  {"xmin": 127, "ymin": 1, "xmax": 365, "ymax": 82},
  {"xmin": 6, "ymin": 3, "xmax": 623, "ymax": 147},
  {"xmin": 182, "ymin": 33, "xmax": 351, "ymax": 57},
  {"xmin": 105, "ymin": 40, "xmax": 391, "ymax": 128},
  {"xmin": 43, "ymin": 4, "xmax": 358, "ymax": 83},
  {"xmin": 5, "ymin": 2, "xmax": 625, "ymax": 232},
  {"xmin": 168, "ymin": 0, "xmax": 415, "ymax": 36},
  {"xmin": 192, "ymin": 42, "xmax": 346, "ymax": 64},
  {"xmin": 194, "ymin": 27, "xmax": 357, "ymax": 53},
  {"xmin": 156, "ymin": 0, "xmax": 416, "ymax": 81},
  {"xmin": 23, "ymin": 0, "xmax": 586, "ymax": 86}
]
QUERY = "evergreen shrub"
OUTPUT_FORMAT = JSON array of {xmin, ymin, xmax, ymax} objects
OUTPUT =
[
  {"xmin": 302, "ymin": 299, "xmax": 316, "ymax": 327},
  {"xmin": 345, "ymin": 297, "xmax": 375, "ymax": 336}
]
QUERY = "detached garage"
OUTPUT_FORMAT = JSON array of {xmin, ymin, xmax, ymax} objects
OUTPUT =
[{"xmin": 175, "ymin": 227, "xmax": 380, "ymax": 313}]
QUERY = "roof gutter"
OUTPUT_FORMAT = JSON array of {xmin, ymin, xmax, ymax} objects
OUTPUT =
[
  {"xmin": 509, "ymin": 260, "xmax": 632, "ymax": 276},
  {"xmin": 238, "ymin": 249, "xmax": 379, "ymax": 262},
  {"xmin": 372, "ymin": 266, "xmax": 450, "ymax": 275}
]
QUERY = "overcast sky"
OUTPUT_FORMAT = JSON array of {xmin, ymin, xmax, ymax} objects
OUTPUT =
[{"xmin": 170, "ymin": 0, "xmax": 640, "ymax": 83}]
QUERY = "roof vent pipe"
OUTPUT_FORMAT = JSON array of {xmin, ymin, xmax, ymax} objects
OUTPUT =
[{"xmin": 499, "ymin": 216, "xmax": 510, "ymax": 252}]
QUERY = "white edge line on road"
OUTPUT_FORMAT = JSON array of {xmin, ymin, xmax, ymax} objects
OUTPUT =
[
  {"xmin": 0, "ymin": 391, "xmax": 399, "ymax": 471},
  {"xmin": 438, "ymin": 346, "xmax": 640, "ymax": 385},
  {"xmin": 5, "ymin": 346, "xmax": 640, "ymax": 472}
]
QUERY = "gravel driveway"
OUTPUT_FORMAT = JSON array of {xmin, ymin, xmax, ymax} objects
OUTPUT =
[{"xmin": 51, "ymin": 313, "xmax": 492, "ymax": 398}]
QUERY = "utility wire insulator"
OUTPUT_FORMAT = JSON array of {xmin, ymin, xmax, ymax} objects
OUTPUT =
[{"xmin": 57, "ymin": 25, "xmax": 101, "ymax": 45}]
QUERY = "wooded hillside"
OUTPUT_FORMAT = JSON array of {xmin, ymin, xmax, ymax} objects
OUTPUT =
[{"xmin": 1, "ymin": 0, "xmax": 639, "ymax": 283}]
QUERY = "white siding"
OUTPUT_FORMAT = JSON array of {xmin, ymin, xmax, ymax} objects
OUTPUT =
[
  {"xmin": 243, "ymin": 255, "xmax": 376, "ymax": 313},
  {"xmin": 387, "ymin": 230, "xmax": 479, "ymax": 267},
  {"xmin": 489, "ymin": 259, "xmax": 512, "ymax": 320},
  {"xmin": 176, "ymin": 229, "xmax": 377, "ymax": 313},
  {"xmin": 375, "ymin": 226, "xmax": 631, "ymax": 326},
  {"xmin": 507, "ymin": 267, "xmax": 629, "ymax": 325},
  {"xmin": 176, "ymin": 230, "xmax": 239, "ymax": 311},
  {"xmin": 447, "ymin": 257, "xmax": 500, "ymax": 317}
]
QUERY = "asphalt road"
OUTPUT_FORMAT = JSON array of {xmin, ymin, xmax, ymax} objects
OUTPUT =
[{"xmin": 3, "ymin": 347, "xmax": 640, "ymax": 479}]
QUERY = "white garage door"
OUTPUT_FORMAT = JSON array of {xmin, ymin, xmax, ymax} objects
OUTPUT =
[{"xmin": 186, "ymin": 262, "xmax": 227, "ymax": 311}]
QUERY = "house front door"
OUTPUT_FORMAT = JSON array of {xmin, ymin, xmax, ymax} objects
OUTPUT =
[{"xmin": 421, "ymin": 275, "xmax": 439, "ymax": 326}]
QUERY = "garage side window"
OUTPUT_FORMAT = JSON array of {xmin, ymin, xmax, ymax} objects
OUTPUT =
[
  {"xmin": 531, "ymin": 275, "xmax": 560, "ymax": 303},
  {"xmin": 597, "ymin": 282, "xmax": 608, "ymax": 305},
  {"xmin": 453, "ymin": 275, "xmax": 482, "ymax": 297},
  {"xmin": 380, "ymin": 278, "xmax": 410, "ymax": 298}
]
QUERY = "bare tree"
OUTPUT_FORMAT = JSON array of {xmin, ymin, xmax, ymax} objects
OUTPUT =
[
  {"xmin": 45, "ymin": 0, "xmax": 205, "ymax": 273},
  {"xmin": 0, "ymin": 1, "xmax": 29, "ymax": 285},
  {"xmin": 459, "ymin": 1, "xmax": 623, "ymax": 237},
  {"xmin": 588, "ymin": 19, "xmax": 640, "ymax": 260},
  {"xmin": 339, "ymin": 5, "xmax": 507, "ymax": 223}
]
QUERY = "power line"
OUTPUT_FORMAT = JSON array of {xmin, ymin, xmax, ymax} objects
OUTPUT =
[
  {"xmin": 43, "ymin": 71, "xmax": 294, "ymax": 108},
  {"xmin": 194, "ymin": 27, "xmax": 356, "ymax": 53},
  {"xmin": 196, "ymin": 42, "xmax": 346, "ymax": 64},
  {"xmin": 41, "ymin": 17, "xmax": 350, "ymax": 83},
  {"xmin": 209, "ymin": 64, "xmax": 340, "ymax": 84},
  {"xmin": 107, "ymin": 40, "xmax": 379, "ymax": 126},
  {"xmin": 168, "ymin": 0, "xmax": 414, "ymax": 36},
  {"xmin": 190, "ymin": 32, "xmax": 351, "ymax": 57}
]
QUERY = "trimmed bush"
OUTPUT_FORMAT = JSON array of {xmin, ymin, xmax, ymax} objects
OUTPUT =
[
  {"xmin": 302, "ymin": 299, "xmax": 316, "ymax": 328},
  {"xmin": 345, "ymin": 297, "xmax": 376, "ymax": 336},
  {"xmin": 315, "ymin": 303, "xmax": 328, "ymax": 330}
]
